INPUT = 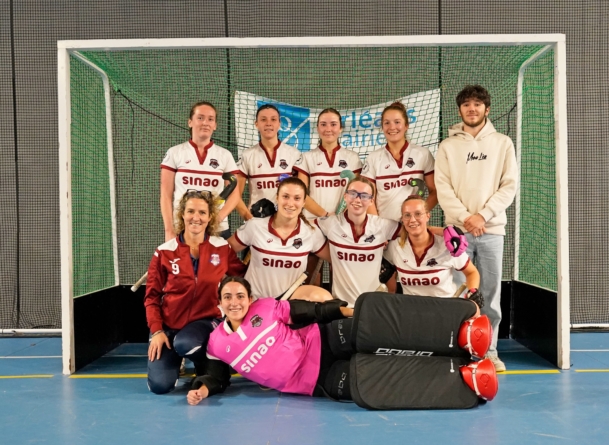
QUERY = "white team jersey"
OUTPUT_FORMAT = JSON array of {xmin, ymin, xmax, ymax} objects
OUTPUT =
[
  {"xmin": 293, "ymin": 146, "xmax": 363, "ymax": 219},
  {"xmin": 237, "ymin": 142, "xmax": 302, "ymax": 207},
  {"xmin": 161, "ymin": 140, "xmax": 239, "ymax": 232},
  {"xmin": 233, "ymin": 216, "xmax": 327, "ymax": 299},
  {"xmin": 361, "ymin": 142, "xmax": 434, "ymax": 221},
  {"xmin": 384, "ymin": 233, "xmax": 470, "ymax": 298},
  {"xmin": 316, "ymin": 213, "xmax": 400, "ymax": 307}
]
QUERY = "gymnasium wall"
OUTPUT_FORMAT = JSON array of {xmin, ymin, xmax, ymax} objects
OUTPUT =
[{"xmin": 1, "ymin": 0, "xmax": 606, "ymax": 328}]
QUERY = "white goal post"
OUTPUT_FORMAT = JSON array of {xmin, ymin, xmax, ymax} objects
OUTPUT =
[{"xmin": 58, "ymin": 34, "xmax": 569, "ymax": 374}]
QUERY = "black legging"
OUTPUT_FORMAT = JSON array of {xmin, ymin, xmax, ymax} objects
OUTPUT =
[{"xmin": 313, "ymin": 319, "xmax": 354, "ymax": 400}]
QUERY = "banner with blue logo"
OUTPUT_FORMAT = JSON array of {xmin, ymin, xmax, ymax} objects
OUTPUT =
[{"xmin": 235, "ymin": 89, "xmax": 440, "ymax": 160}]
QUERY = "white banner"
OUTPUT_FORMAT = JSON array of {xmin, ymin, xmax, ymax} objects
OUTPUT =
[{"xmin": 235, "ymin": 89, "xmax": 440, "ymax": 160}]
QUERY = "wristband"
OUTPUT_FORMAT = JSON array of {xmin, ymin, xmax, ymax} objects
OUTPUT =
[{"xmin": 151, "ymin": 330, "xmax": 163, "ymax": 337}]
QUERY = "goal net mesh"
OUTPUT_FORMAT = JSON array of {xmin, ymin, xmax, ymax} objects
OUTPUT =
[{"xmin": 68, "ymin": 44, "xmax": 556, "ymax": 297}]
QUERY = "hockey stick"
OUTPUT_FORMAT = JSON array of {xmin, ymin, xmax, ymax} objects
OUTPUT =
[
  {"xmin": 130, "ymin": 272, "xmax": 148, "ymax": 292},
  {"xmin": 408, "ymin": 177, "xmax": 427, "ymax": 198},
  {"xmin": 452, "ymin": 283, "xmax": 468, "ymax": 299},
  {"xmin": 335, "ymin": 169, "xmax": 356, "ymax": 214},
  {"xmin": 280, "ymin": 272, "xmax": 308, "ymax": 300},
  {"xmin": 218, "ymin": 172, "xmax": 238, "ymax": 201},
  {"xmin": 308, "ymin": 256, "xmax": 324, "ymax": 285},
  {"xmin": 131, "ymin": 174, "xmax": 238, "ymax": 293}
]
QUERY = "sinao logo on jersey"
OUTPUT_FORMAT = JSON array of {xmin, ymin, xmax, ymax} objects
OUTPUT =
[
  {"xmin": 241, "ymin": 336, "xmax": 276, "ymax": 373},
  {"xmin": 256, "ymin": 179, "xmax": 281, "ymax": 189},
  {"xmin": 313, "ymin": 178, "xmax": 348, "ymax": 188},
  {"xmin": 262, "ymin": 258, "xmax": 302, "ymax": 268},
  {"xmin": 337, "ymin": 252, "xmax": 375, "ymax": 262},
  {"xmin": 181, "ymin": 176, "xmax": 220, "ymax": 187},
  {"xmin": 400, "ymin": 277, "xmax": 440, "ymax": 286},
  {"xmin": 383, "ymin": 177, "xmax": 416, "ymax": 190}
]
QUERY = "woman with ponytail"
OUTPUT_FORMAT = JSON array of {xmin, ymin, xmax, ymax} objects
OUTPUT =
[
  {"xmin": 361, "ymin": 101, "xmax": 437, "ymax": 222},
  {"xmin": 227, "ymin": 177, "xmax": 332, "ymax": 301},
  {"xmin": 294, "ymin": 108, "xmax": 362, "ymax": 219}
]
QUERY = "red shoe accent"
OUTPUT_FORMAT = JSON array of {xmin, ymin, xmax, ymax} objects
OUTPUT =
[
  {"xmin": 460, "ymin": 358, "xmax": 498, "ymax": 401},
  {"xmin": 458, "ymin": 315, "xmax": 492, "ymax": 358}
]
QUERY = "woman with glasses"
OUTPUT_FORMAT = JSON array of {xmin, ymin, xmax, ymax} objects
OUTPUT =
[
  {"xmin": 144, "ymin": 190, "xmax": 247, "ymax": 394},
  {"xmin": 384, "ymin": 195, "xmax": 480, "ymax": 298},
  {"xmin": 315, "ymin": 177, "xmax": 401, "ymax": 307},
  {"xmin": 161, "ymin": 101, "xmax": 241, "ymax": 241},
  {"xmin": 293, "ymin": 108, "xmax": 362, "ymax": 285}
]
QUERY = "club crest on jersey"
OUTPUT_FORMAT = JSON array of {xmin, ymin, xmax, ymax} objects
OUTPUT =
[
  {"xmin": 210, "ymin": 254, "xmax": 220, "ymax": 266},
  {"xmin": 406, "ymin": 157, "xmax": 415, "ymax": 168},
  {"xmin": 250, "ymin": 314, "xmax": 263, "ymax": 328},
  {"xmin": 426, "ymin": 258, "xmax": 438, "ymax": 267},
  {"xmin": 209, "ymin": 159, "xmax": 219, "ymax": 169},
  {"xmin": 364, "ymin": 235, "xmax": 375, "ymax": 243},
  {"xmin": 279, "ymin": 159, "xmax": 288, "ymax": 169},
  {"xmin": 293, "ymin": 238, "xmax": 303, "ymax": 249},
  {"xmin": 339, "ymin": 160, "xmax": 347, "ymax": 168}
]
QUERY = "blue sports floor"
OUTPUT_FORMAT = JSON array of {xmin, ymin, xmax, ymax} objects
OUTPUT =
[{"xmin": 1, "ymin": 334, "xmax": 608, "ymax": 445}]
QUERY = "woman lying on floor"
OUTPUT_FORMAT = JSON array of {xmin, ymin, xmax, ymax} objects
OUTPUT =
[{"xmin": 186, "ymin": 276, "xmax": 498, "ymax": 410}]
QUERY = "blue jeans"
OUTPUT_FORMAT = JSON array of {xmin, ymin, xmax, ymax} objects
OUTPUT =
[
  {"xmin": 147, "ymin": 318, "xmax": 220, "ymax": 394},
  {"xmin": 455, "ymin": 233, "xmax": 504, "ymax": 356}
]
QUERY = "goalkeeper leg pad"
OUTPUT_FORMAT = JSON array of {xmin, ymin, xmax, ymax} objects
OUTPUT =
[
  {"xmin": 349, "ymin": 354, "xmax": 479, "ymax": 410},
  {"xmin": 352, "ymin": 292, "xmax": 478, "ymax": 358},
  {"xmin": 460, "ymin": 358, "xmax": 498, "ymax": 401},
  {"xmin": 458, "ymin": 315, "xmax": 492, "ymax": 358}
]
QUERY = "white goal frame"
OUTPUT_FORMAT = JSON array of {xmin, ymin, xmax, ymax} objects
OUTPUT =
[{"xmin": 58, "ymin": 34, "xmax": 569, "ymax": 374}]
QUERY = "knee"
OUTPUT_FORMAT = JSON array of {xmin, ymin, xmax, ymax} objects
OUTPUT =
[
  {"xmin": 147, "ymin": 372, "xmax": 178, "ymax": 395},
  {"xmin": 172, "ymin": 333, "xmax": 203, "ymax": 358},
  {"xmin": 292, "ymin": 285, "xmax": 332, "ymax": 302}
]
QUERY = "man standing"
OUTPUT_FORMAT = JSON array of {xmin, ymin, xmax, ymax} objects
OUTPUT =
[{"xmin": 435, "ymin": 85, "xmax": 517, "ymax": 372}]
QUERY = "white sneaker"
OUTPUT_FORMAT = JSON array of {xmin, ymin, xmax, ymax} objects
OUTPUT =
[{"xmin": 485, "ymin": 355, "xmax": 506, "ymax": 372}]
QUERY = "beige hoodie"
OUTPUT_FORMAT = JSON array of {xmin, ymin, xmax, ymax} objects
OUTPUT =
[{"xmin": 435, "ymin": 119, "xmax": 517, "ymax": 236}]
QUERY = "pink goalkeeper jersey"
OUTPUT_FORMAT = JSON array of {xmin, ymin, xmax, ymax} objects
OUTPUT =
[{"xmin": 207, "ymin": 299, "xmax": 322, "ymax": 396}]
